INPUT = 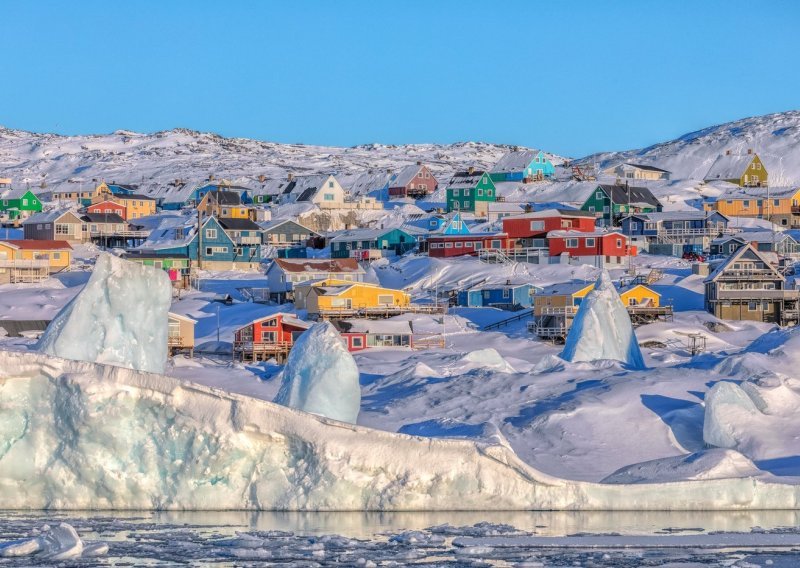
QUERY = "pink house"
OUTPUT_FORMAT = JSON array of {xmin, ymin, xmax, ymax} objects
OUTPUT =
[{"xmin": 388, "ymin": 163, "xmax": 438, "ymax": 199}]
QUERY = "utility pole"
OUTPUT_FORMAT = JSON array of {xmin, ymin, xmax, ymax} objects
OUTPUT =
[{"xmin": 197, "ymin": 205, "xmax": 203, "ymax": 271}]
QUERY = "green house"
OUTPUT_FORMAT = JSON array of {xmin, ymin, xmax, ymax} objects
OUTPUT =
[
  {"xmin": 580, "ymin": 184, "xmax": 662, "ymax": 226},
  {"xmin": 0, "ymin": 189, "xmax": 43, "ymax": 220},
  {"xmin": 446, "ymin": 169, "xmax": 497, "ymax": 216}
]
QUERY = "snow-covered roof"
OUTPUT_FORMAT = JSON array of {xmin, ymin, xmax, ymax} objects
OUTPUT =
[
  {"xmin": 389, "ymin": 164, "xmax": 425, "ymax": 189},
  {"xmin": 714, "ymin": 185, "xmax": 798, "ymax": 200},
  {"xmin": 538, "ymin": 282, "xmax": 595, "ymax": 296},
  {"xmin": 704, "ymin": 153, "xmax": 757, "ymax": 181},
  {"xmin": 547, "ymin": 229, "xmax": 625, "ymax": 238},
  {"xmin": 341, "ymin": 171, "xmax": 393, "ymax": 195},
  {"xmin": 625, "ymin": 210, "xmax": 726, "ymax": 222},
  {"xmin": 328, "ymin": 227, "xmax": 412, "ymax": 242},
  {"xmin": 487, "ymin": 202, "xmax": 524, "ymax": 213},
  {"xmin": 597, "ymin": 184, "xmax": 661, "ymax": 208},
  {"xmin": 334, "ymin": 319, "xmax": 412, "ymax": 335},
  {"xmin": 272, "ymin": 258, "xmax": 365, "ymax": 274},
  {"xmin": 447, "ymin": 170, "xmax": 489, "ymax": 189},
  {"xmin": 490, "ymin": 150, "xmax": 538, "ymax": 174},
  {"xmin": 732, "ymin": 230, "xmax": 795, "ymax": 244},
  {"xmin": 618, "ymin": 163, "xmax": 670, "ymax": 173},
  {"xmin": 23, "ymin": 209, "xmax": 79, "ymax": 225},
  {"xmin": 218, "ymin": 217, "xmax": 262, "ymax": 231},
  {"xmin": 168, "ymin": 312, "xmax": 197, "ymax": 324},
  {"xmin": 0, "ymin": 187, "xmax": 37, "ymax": 199},
  {"xmin": 137, "ymin": 216, "xmax": 196, "ymax": 249},
  {"xmin": 506, "ymin": 208, "xmax": 595, "ymax": 220},
  {"xmin": 82, "ymin": 212, "xmax": 126, "ymax": 224},
  {"xmin": 705, "ymin": 244, "xmax": 784, "ymax": 283},
  {"xmin": 0, "ymin": 239, "xmax": 72, "ymax": 250}
]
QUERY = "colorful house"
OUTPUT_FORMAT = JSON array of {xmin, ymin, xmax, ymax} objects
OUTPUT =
[
  {"xmin": 167, "ymin": 312, "xmax": 197, "ymax": 357},
  {"xmin": 0, "ymin": 240, "xmax": 72, "ymax": 283},
  {"xmin": 704, "ymin": 150, "xmax": 767, "ymax": 187},
  {"xmin": 197, "ymin": 190, "xmax": 251, "ymax": 219},
  {"xmin": 546, "ymin": 229, "xmax": 634, "ymax": 266},
  {"xmin": 502, "ymin": 209, "xmax": 597, "ymax": 248},
  {"xmin": 427, "ymin": 232, "xmax": 514, "ymax": 257},
  {"xmin": 617, "ymin": 283, "xmax": 660, "ymax": 307},
  {"xmin": 233, "ymin": 313, "xmax": 312, "ymax": 362},
  {"xmin": 446, "ymin": 168, "xmax": 497, "ymax": 216},
  {"xmin": 265, "ymin": 258, "xmax": 366, "ymax": 300},
  {"xmin": 0, "ymin": 189, "xmax": 43, "ymax": 220},
  {"xmin": 87, "ymin": 199, "xmax": 128, "ymax": 220},
  {"xmin": 602, "ymin": 163, "xmax": 671, "ymax": 181},
  {"xmin": 23, "ymin": 210, "xmax": 86, "ymax": 243},
  {"xmin": 702, "ymin": 186, "xmax": 800, "ymax": 228},
  {"xmin": 329, "ymin": 227, "xmax": 417, "ymax": 259},
  {"xmin": 457, "ymin": 282, "xmax": 539, "ymax": 310},
  {"xmin": 305, "ymin": 281, "xmax": 411, "ymax": 318},
  {"xmin": 580, "ymin": 184, "xmax": 662, "ymax": 226},
  {"xmin": 125, "ymin": 254, "xmax": 192, "ymax": 287},
  {"xmin": 267, "ymin": 174, "xmax": 346, "ymax": 206},
  {"xmin": 194, "ymin": 183, "xmax": 253, "ymax": 205},
  {"xmin": 332, "ymin": 319, "xmax": 413, "ymax": 351},
  {"xmin": 260, "ymin": 219, "xmax": 322, "ymax": 248},
  {"xmin": 388, "ymin": 163, "xmax": 438, "ymax": 199},
  {"xmin": 489, "ymin": 150, "xmax": 555, "ymax": 182},
  {"xmin": 621, "ymin": 211, "xmax": 729, "ymax": 238},
  {"xmin": 217, "ymin": 217, "xmax": 263, "ymax": 262},
  {"xmin": 710, "ymin": 231, "xmax": 798, "ymax": 256},
  {"xmin": 104, "ymin": 194, "xmax": 157, "ymax": 220}
]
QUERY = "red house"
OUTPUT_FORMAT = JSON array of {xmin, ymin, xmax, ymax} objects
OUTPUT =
[
  {"xmin": 546, "ymin": 230, "xmax": 636, "ymax": 265},
  {"xmin": 87, "ymin": 199, "xmax": 128, "ymax": 220},
  {"xmin": 388, "ymin": 163, "xmax": 438, "ymax": 199},
  {"xmin": 427, "ymin": 232, "xmax": 515, "ymax": 258},
  {"xmin": 502, "ymin": 209, "xmax": 597, "ymax": 246},
  {"xmin": 332, "ymin": 319, "xmax": 413, "ymax": 351},
  {"xmin": 232, "ymin": 313, "xmax": 311, "ymax": 362}
]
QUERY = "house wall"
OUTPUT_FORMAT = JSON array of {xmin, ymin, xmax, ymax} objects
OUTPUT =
[
  {"xmin": 88, "ymin": 201, "xmax": 127, "ymax": 219},
  {"xmin": 619, "ymin": 286, "xmax": 660, "ymax": 307},
  {"xmin": 0, "ymin": 243, "xmax": 72, "ymax": 271},
  {"xmin": 389, "ymin": 165, "xmax": 438, "ymax": 197},
  {"xmin": 446, "ymin": 174, "xmax": 497, "ymax": 213},
  {"xmin": 114, "ymin": 196, "xmax": 156, "ymax": 220},
  {"xmin": 548, "ymin": 234, "xmax": 629, "ymax": 257},
  {"xmin": 311, "ymin": 176, "xmax": 346, "ymax": 206},
  {"xmin": 313, "ymin": 285, "xmax": 410, "ymax": 311},
  {"xmin": 503, "ymin": 215, "xmax": 596, "ymax": 239},
  {"xmin": 428, "ymin": 234, "xmax": 514, "ymax": 257}
]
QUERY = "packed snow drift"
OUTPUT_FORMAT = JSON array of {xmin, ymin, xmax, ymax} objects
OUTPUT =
[
  {"xmin": 274, "ymin": 322, "xmax": 361, "ymax": 424},
  {"xmin": 37, "ymin": 253, "xmax": 172, "ymax": 374},
  {"xmin": 560, "ymin": 271, "xmax": 645, "ymax": 368}
]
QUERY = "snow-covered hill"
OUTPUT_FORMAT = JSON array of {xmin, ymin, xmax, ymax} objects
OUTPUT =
[{"xmin": 581, "ymin": 111, "xmax": 800, "ymax": 186}]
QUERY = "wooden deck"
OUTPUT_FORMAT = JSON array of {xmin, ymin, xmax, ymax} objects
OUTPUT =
[
  {"xmin": 232, "ymin": 341, "xmax": 293, "ymax": 363},
  {"xmin": 315, "ymin": 304, "xmax": 446, "ymax": 320}
]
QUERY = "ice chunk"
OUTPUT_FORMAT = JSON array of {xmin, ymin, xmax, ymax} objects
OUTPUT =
[
  {"xmin": 703, "ymin": 381, "xmax": 760, "ymax": 449},
  {"xmin": 460, "ymin": 348, "xmax": 516, "ymax": 373},
  {"xmin": 274, "ymin": 321, "xmax": 361, "ymax": 424},
  {"xmin": 0, "ymin": 523, "xmax": 102, "ymax": 560},
  {"xmin": 602, "ymin": 449, "xmax": 762, "ymax": 484},
  {"xmin": 560, "ymin": 271, "xmax": 645, "ymax": 369},
  {"xmin": 37, "ymin": 253, "xmax": 172, "ymax": 374}
]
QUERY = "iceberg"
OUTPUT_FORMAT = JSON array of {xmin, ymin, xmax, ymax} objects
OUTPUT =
[
  {"xmin": 37, "ymin": 253, "xmax": 172, "ymax": 374},
  {"xmin": 274, "ymin": 322, "xmax": 361, "ymax": 424},
  {"xmin": 560, "ymin": 271, "xmax": 645, "ymax": 369},
  {"xmin": 703, "ymin": 381, "xmax": 761, "ymax": 449}
]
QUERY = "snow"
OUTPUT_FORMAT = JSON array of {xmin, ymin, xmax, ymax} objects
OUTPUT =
[
  {"xmin": 560, "ymin": 271, "xmax": 646, "ymax": 368},
  {"xmin": 37, "ymin": 253, "xmax": 172, "ymax": 374},
  {"xmin": 274, "ymin": 322, "xmax": 361, "ymax": 424},
  {"xmin": 602, "ymin": 449, "xmax": 763, "ymax": 484},
  {"xmin": 703, "ymin": 381, "xmax": 761, "ymax": 449}
]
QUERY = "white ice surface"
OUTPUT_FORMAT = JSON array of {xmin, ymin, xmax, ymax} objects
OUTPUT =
[{"xmin": 274, "ymin": 322, "xmax": 361, "ymax": 424}]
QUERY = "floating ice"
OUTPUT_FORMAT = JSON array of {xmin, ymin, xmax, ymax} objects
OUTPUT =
[
  {"xmin": 560, "ymin": 271, "xmax": 645, "ymax": 369},
  {"xmin": 274, "ymin": 321, "xmax": 361, "ymax": 424},
  {"xmin": 37, "ymin": 253, "xmax": 172, "ymax": 374},
  {"xmin": 0, "ymin": 522, "xmax": 105, "ymax": 560}
]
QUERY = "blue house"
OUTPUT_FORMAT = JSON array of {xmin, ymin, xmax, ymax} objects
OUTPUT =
[
  {"xmin": 135, "ymin": 216, "xmax": 261, "ymax": 270},
  {"xmin": 489, "ymin": 150, "xmax": 555, "ymax": 183},
  {"xmin": 620, "ymin": 211, "xmax": 729, "ymax": 237},
  {"xmin": 405, "ymin": 212, "xmax": 471, "ymax": 235},
  {"xmin": 457, "ymin": 282, "xmax": 540, "ymax": 310},
  {"xmin": 194, "ymin": 183, "xmax": 253, "ymax": 205},
  {"xmin": 104, "ymin": 183, "xmax": 138, "ymax": 196},
  {"xmin": 329, "ymin": 227, "xmax": 417, "ymax": 259}
]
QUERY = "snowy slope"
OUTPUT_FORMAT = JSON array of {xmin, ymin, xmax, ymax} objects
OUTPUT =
[{"xmin": 580, "ymin": 110, "xmax": 800, "ymax": 186}]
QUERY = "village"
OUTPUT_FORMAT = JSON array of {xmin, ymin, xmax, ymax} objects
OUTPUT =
[{"xmin": 0, "ymin": 143, "xmax": 796, "ymax": 364}]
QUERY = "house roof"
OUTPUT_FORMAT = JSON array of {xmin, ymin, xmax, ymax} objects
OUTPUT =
[
  {"xmin": 490, "ymin": 150, "xmax": 539, "ymax": 174},
  {"xmin": 704, "ymin": 153, "xmax": 757, "ymax": 181},
  {"xmin": 448, "ymin": 170, "xmax": 489, "ymax": 189},
  {"xmin": 538, "ymin": 282, "xmax": 595, "ymax": 297},
  {"xmin": 272, "ymin": 258, "xmax": 365, "ymax": 274},
  {"xmin": 328, "ymin": 227, "xmax": 413, "ymax": 242},
  {"xmin": 206, "ymin": 190, "xmax": 242, "ymax": 206},
  {"xmin": 168, "ymin": 312, "xmax": 198, "ymax": 324},
  {"xmin": 624, "ymin": 210, "xmax": 728, "ymax": 223},
  {"xmin": 705, "ymin": 243, "xmax": 783, "ymax": 283},
  {"xmin": 82, "ymin": 212, "xmax": 126, "ymax": 224},
  {"xmin": 23, "ymin": 209, "xmax": 81, "ymax": 225},
  {"xmin": 488, "ymin": 202, "xmax": 525, "ymax": 214},
  {"xmin": 620, "ymin": 163, "xmax": 671, "ymax": 173},
  {"xmin": 242, "ymin": 312, "xmax": 312, "ymax": 330},
  {"xmin": 0, "ymin": 187, "xmax": 37, "ymax": 200},
  {"xmin": 731, "ymin": 230, "xmax": 795, "ymax": 244},
  {"xmin": 507, "ymin": 208, "xmax": 596, "ymax": 220},
  {"xmin": 389, "ymin": 164, "xmax": 427, "ymax": 188},
  {"xmin": 259, "ymin": 218, "xmax": 319, "ymax": 235},
  {"xmin": 0, "ymin": 239, "xmax": 72, "ymax": 250},
  {"xmin": 713, "ymin": 185, "xmax": 798, "ymax": 200},
  {"xmin": 617, "ymin": 282, "xmax": 661, "ymax": 296},
  {"xmin": 596, "ymin": 184, "xmax": 662, "ymax": 208},
  {"xmin": 342, "ymin": 171, "xmax": 393, "ymax": 195},
  {"xmin": 116, "ymin": 193, "xmax": 156, "ymax": 201},
  {"xmin": 218, "ymin": 217, "xmax": 262, "ymax": 231},
  {"xmin": 547, "ymin": 229, "xmax": 625, "ymax": 238}
]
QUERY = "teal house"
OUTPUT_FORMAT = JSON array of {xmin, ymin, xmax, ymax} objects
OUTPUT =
[
  {"xmin": 489, "ymin": 150, "xmax": 555, "ymax": 182},
  {"xmin": 330, "ymin": 227, "xmax": 417, "ymax": 259},
  {"xmin": 446, "ymin": 169, "xmax": 497, "ymax": 216},
  {"xmin": 580, "ymin": 184, "xmax": 662, "ymax": 226}
]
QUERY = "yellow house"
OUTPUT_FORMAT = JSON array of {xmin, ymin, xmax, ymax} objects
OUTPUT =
[
  {"xmin": 703, "ymin": 151, "xmax": 768, "ymax": 187},
  {"xmin": 90, "ymin": 193, "xmax": 157, "ymax": 220},
  {"xmin": 618, "ymin": 284, "xmax": 660, "ymax": 307},
  {"xmin": 0, "ymin": 239, "xmax": 72, "ymax": 283},
  {"xmin": 293, "ymin": 277, "xmax": 355, "ymax": 310},
  {"xmin": 306, "ymin": 281, "xmax": 410, "ymax": 315},
  {"xmin": 197, "ymin": 191, "xmax": 250, "ymax": 219},
  {"xmin": 533, "ymin": 282, "xmax": 594, "ymax": 316},
  {"xmin": 167, "ymin": 312, "xmax": 196, "ymax": 356},
  {"xmin": 704, "ymin": 186, "xmax": 800, "ymax": 228}
]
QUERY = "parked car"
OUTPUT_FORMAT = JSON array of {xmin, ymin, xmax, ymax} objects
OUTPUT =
[{"xmin": 683, "ymin": 251, "xmax": 705, "ymax": 262}]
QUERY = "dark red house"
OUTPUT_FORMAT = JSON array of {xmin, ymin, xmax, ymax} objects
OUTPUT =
[
  {"xmin": 233, "ymin": 313, "xmax": 311, "ymax": 362},
  {"xmin": 87, "ymin": 199, "xmax": 128, "ymax": 220},
  {"xmin": 546, "ymin": 230, "xmax": 635, "ymax": 265},
  {"xmin": 502, "ymin": 209, "xmax": 597, "ymax": 246},
  {"xmin": 388, "ymin": 163, "xmax": 438, "ymax": 199},
  {"xmin": 427, "ymin": 232, "xmax": 515, "ymax": 258}
]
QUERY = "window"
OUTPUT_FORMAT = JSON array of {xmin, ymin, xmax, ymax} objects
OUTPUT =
[
  {"xmin": 484, "ymin": 290, "xmax": 491, "ymax": 299},
  {"xmin": 206, "ymin": 228, "xmax": 217, "ymax": 239},
  {"xmin": 418, "ymin": 172, "xmax": 424, "ymax": 178},
  {"xmin": 487, "ymin": 189, "xmax": 493, "ymax": 196},
  {"xmin": 530, "ymin": 220, "xmax": 545, "ymax": 231},
  {"xmin": 324, "ymin": 193, "xmax": 335, "ymax": 201},
  {"xmin": 464, "ymin": 189, "xmax": 470, "ymax": 196},
  {"xmin": 743, "ymin": 200, "xmax": 750, "ymax": 207},
  {"xmin": 631, "ymin": 222, "xmax": 639, "ymax": 231},
  {"xmin": 328, "ymin": 181, "xmax": 334, "ymax": 188},
  {"xmin": 757, "ymin": 200, "xmax": 763, "ymax": 207},
  {"xmin": 503, "ymin": 289, "xmax": 510, "ymax": 298},
  {"xmin": 222, "ymin": 208, "xmax": 229, "ymax": 216},
  {"xmin": 377, "ymin": 294, "xmax": 394, "ymax": 305},
  {"xmin": 36, "ymin": 224, "xmax": 42, "ymax": 230},
  {"xmin": 596, "ymin": 191, "xmax": 603, "ymax": 200},
  {"xmin": 453, "ymin": 189, "xmax": 460, "ymax": 197},
  {"xmin": 463, "ymin": 201, "xmax": 469, "ymax": 208},
  {"xmin": 603, "ymin": 206, "xmax": 610, "ymax": 214},
  {"xmin": 616, "ymin": 239, "xmax": 623, "ymax": 248},
  {"xmin": 588, "ymin": 206, "xmax": 596, "ymax": 213},
  {"xmin": 465, "ymin": 242, "xmax": 473, "ymax": 248},
  {"xmin": 352, "ymin": 337, "xmax": 363, "ymax": 347},
  {"xmin": 53, "ymin": 252, "xmax": 60, "ymax": 260},
  {"xmin": 261, "ymin": 331, "xmax": 277, "ymax": 343},
  {"xmin": 774, "ymin": 199, "xmax": 780, "ymax": 206},
  {"xmin": 585, "ymin": 238, "xmax": 595, "ymax": 247},
  {"xmin": 476, "ymin": 189, "xmax": 482, "ymax": 196},
  {"xmin": 445, "ymin": 242, "xmax": 453, "ymax": 248},
  {"xmin": 455, "ymin": 242, "xmax": 463, "ymax": 248},
  {"xmin": 748, "ymin": 301, "xmax": 758, "ymax": 311},
  {"xmin": 22, "ymin": 199, "xmax": 28, "ymax": 206},
  {"xmin": 566, "ymin": 238, "xmax": 579, "ymax": 248}
]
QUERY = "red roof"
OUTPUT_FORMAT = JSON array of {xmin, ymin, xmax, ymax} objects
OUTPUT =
[
  {"xmin": 0, "ymin": 240, "xmax": 73, "ymax": 250},
  {"xmin": 274, "ymin": 258, "xmax": 362, "ymax": 273}
]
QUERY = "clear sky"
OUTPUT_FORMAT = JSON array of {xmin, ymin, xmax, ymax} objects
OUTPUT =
[{"xmin": 2, "ymin": 0, "xmax": 798, "ymax": 157}]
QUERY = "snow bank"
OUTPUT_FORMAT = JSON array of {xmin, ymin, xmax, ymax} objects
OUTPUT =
[
  {"xmin": 460, "ymin": 348, "xmax": 516, "ymax": 373},
  {"xmin": 602, "ymin": 449, "xmax": 762, "ymax": 484},
  {"xmin": 2, "ymin": 348, "xmax": 800, "ymax": 510},
  {"xmin": 560, "ymin": 271, "xmax": 645, "ymax": 369},
  {"xmin": 37, "ymin": 253, "xmax": 172, "ymax": 374},
  {"xmin": 274, "ymin": 322, "xmax": 361, "ymax": 424}
]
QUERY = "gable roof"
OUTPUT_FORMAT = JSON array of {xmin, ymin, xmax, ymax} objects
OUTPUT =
[
  {"xmin": 82, "ymin": 212, "xmax": 126, "ymax": 224},
  {"xmin": 538, "ymin": 282, "xmax": 595, "ymax": 297},
  {"xmin": 623, "ymin": 210, "xmax": 729, "ymax": 223},
  {"xmin": 115, "ymin": 193, "xmax": 155, "ymax": 201},
  {"xmin": 0, "ymin": 239, "xmax": 72, "ymax": 251},
  {"xmin": 333, "ymin": 318, "xmax": 413, "ymax": 335},
  {"xmin": 704, "ymin": 153, "xmax": 758, "ymax": 181},
  {"xmin": 490, "ymin": 150, "xmax": 539, "ymax": 174},
  {"xmin": 206, "ymin": 190, "xmax": 242, "ymax": 206},
  {"xmin": 328, "ymin": 227, "xmax": 414, "ymax": 243},
  {"xmin": 259, "ymin": 218, "xmax": 319, "ymax": 235},
  {"xmin": 218, "ymin": 217, "xmax": 262, "ymax": 231},
  {"xmin": 508, "ymin": 208, "xmax": 595, "ymax": 220},
  {"xmin": 596, "ymin": 184, "xmax": 662, "ymax": 208},
  {"xmin": 705, "ymin": 244, "xmax": 784, "ymax": 283},
  {"xmin": 389, "ymin": 164, "xmax": 426, "ymax": 188},
  {"xmin": 271, "ymin": 258, "xmax": 365, "ymax": 274},
  {"xmin": 23, "ymin": 209, "xmax": 83, "ymax": 225},
  {"xmin": 168, "ymin": 312, "xmax": 198, "ymax": 324},
  {"xmin": 448, "ymin": 170, "xmax": 490, "ymax": 190},
  {"xmin": 1, "ymin": 187, "xmax": 38, "ymax": 200},
  {"xmin": 619, "ymin": 163, "xmax": 670, "ymax": 173},
  {"xmin": 713, "ymin": 185, "xmax": 798, "ymax": 200}
]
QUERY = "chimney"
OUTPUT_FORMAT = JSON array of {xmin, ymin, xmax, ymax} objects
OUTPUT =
[
  {"xmin": 258, "ymin": 174, "xmax": 266, "ymax": 183},
  {"xmin": 416, "ymin": 161, "xmax": 422, "ymax": 166},
  {"xmin": 287, "ymin": 173, "xmax": 294, "ymax": 181},
  {"xmin": 725, "ymin": 150, "xmax": 731, "ymax": 156},
  {"xmin": 468, "ymin": 166, "xmax": 475, "ymax": 175},
  {"xmin": 209, "ymin": 174, "xmax": 215, "ymax": 181},
  {"xmin": 747, "ymin": 148, "xmax": 753, "ymax": 155}
]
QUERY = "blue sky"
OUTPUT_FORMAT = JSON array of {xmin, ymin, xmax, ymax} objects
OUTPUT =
[{"xmin": 1, "ymin": 1, "xmax": 798, "ymax": 157}]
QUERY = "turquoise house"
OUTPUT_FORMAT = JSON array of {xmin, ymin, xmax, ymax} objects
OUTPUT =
[
  {"xmin": 329, "ymin": 227, "xmax": 417, "ymax": 258},
  {"xmin": 490, "ymin": 150, "xmax": 555, "ymax": 182}
]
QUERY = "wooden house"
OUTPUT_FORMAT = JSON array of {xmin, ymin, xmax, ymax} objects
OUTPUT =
[
  {"xmin": 265, "ymin": 258, "xmax": 366, "ymax": 301},
  {"xmin": 51, "ymin": 182, "xmax": 108, "ymax": 204},
  {"xmin": 388, "ymin": 163, "xmax": 438, "ymax": 198},
  {"xmin": 23, "ymin": 210, "xmax": 86, "ymax": 243},
  {"xmin": 269, "ymin": 174, "xmax": 346, "ymax": 206},
  {"xmin": 305, "ymin": 281, "xmax": 411, "ymax": 318},
  {"xmin": 710, "ymin": 231, "xmax": 798, "ymax": 257},
  {"xmin": 489, "ymin": 150, "xmax": 555, "ymax": 182},
  {"xmin": 260, "ymin": 219, "xmax": 322, "ymax": 248},
  {"xmin": 194, "ymin": 183, "xmax": 253, "ymax": 205},
  {"xmin": 704, "ymin": 150, "xmax": 767, "ymax": 187},
  {"xmin": 621, "ymin": 211, "xmax": 729, "ymax": 238},
  {"xmin": 580, "ymin": 184, "xmax": 662, "ymax": 226},
  {"xmin": 87, "ymin": 199, "xmax": 127, "ymax": 220},
  {"xmin": 332, "ymin": 319, "xmax": 413, "ymax": 351},
  {"xmin": 602, "ymin": 163, "xmax": 671, "ymax": 181},
  {"xmin": 168, "ymin": 312, "xmax": 196, "ymax": 357},
  {"xmin": 126, "ymin": 254, "xmax": 192, "ymax": 288},
  {"xmin": 427, "ymin": 232, "xmax": 514, "ymax": 258},
  {"xmin": 0, "ymin": 240, "xmax": 72, "ymax": 283},
  {"xmin": 704, "ymin": 244, "xmax": 800, "ymax": 325},
  {"xmin": 329, "ymin": 227, "xmax": 416, "ymax": 259},
  {"xmin": 702, "ymin": 186, "xmax": 800, "ymax": 227},
  {"xmin": 233, "ymin": 313, "xmax": 311, "ymax": 362},
  {"xmin": 218, "ymin": 217, "xmax": 263, "ymax": 262},
  {"xmin": 530, "ymin": 282, "xmax": 594, "ymax": 340},
  {"xmin": 197, "ymin": 190, "xmax": 250, "ymax": 219},
  {"xmin": 91, "ymin": 193, "xmax": 156, "ymax": 220},
  {"xmin": 456, "ymin": 282, "xmax": 539, "ymax": 310},
  {"xmin": 81, "ymin": 212, "xmax": 147, "ymax": 248},
  {"xmin": 446, "ymin": 168, "xmax": 497, "ymax": 216},
  {"xmin": 487, "ymin": 202, "xmax": 525, "ymax": 222},
  {"xmin": 0, "ymin": 189, "xmax": 43, "ymax": 221},
  {"xmin": 546, "ymin": 230, "xmax": 634, "ymax": 266},
  {"xmin": 502, "ymin": 209, "xmax": 597, "ymax": 248}
]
